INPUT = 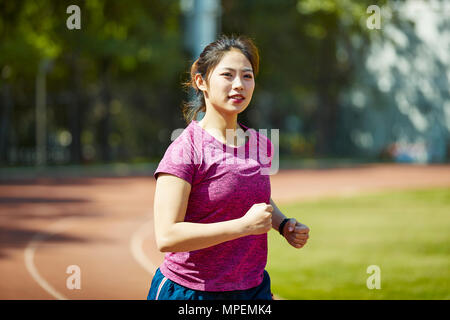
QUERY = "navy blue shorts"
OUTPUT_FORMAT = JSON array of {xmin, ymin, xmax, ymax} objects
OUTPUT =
[{"xmin": 147, "ymin": 268, "xmax": 273, "ymax": 300}]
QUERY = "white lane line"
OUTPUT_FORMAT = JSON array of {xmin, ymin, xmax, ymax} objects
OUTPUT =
[
  {"xmin": 24, "ymin": 218, "xmax": 75, "ymax": 300},
  {"xmin": 130, "ymin": 214, "xmax": 158, "ymax": 276}
]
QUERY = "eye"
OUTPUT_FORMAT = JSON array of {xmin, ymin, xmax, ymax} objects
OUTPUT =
[
  {"xmin": 245, "ymin": 74, "xmax": 253, "ymax": 79},
  {"xmin": 222, "ymin": 73, "xmax": 232, "ymax": 77}
]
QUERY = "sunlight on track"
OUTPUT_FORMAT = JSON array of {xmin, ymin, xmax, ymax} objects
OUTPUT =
[{"xmin": 24, "ymin": 218, "xmax": 75, "ymax": 300}]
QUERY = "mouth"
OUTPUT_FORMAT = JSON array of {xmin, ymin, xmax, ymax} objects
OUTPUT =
[{"xmin": 229, "ymin": 94, "xmax": 245, "ymax": 101}]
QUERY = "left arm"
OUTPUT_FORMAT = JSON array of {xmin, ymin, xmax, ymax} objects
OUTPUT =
[
  {"xmin": 269, "ymin": 197, "xmax": 288, "ymax": 231},
  {"xmin": 269, "ymin": 197, "xmax": 310, "ymax": 249}
]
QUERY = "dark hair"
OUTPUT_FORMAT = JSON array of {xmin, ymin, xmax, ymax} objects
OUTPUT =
[{"xmin": 181, "ymin": 34, "xmax": 260, "ymax": 124}]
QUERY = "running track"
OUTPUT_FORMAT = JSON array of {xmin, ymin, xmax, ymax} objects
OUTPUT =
[{"xmin": 0, "ymin": 164, "xmax": 449, "ymax": 299}]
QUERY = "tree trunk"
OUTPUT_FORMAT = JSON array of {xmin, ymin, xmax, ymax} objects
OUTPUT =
[
  {"xmin": 0, "ymin": 83, "xmax": 13, "ymax": 164},
  {"xmin": 98, "ymin": 60, "xmax": 112, "ymax": 163},
  {"xmin": 68, "ymin": 52, "xmax": 83, "ymax": 164},
  {"xmin": 314, "ymin": 16, "xmax": 339, "ymax": 156}
]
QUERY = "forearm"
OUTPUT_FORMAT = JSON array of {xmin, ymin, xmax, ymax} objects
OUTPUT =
[
  {"xmin": 270, "ymin": 198, "xmax": 288, "ymax": 231},
  {"xmin": 157, "ymin": 218, "xmax": 248, "ymax": 252}
]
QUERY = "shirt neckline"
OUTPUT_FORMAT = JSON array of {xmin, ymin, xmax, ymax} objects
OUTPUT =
[{"xmin": 192, "ymin": 120, "xmax": 253, "ymax": 150}]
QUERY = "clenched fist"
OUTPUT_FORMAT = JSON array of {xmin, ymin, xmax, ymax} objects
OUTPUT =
[
  {"xmin": 282, "ymin": 218, "xmax": 310, "ymax": 249},
  {"xmin": 240, "ymin": 203, "xmax": 273, "ymax": 236}
]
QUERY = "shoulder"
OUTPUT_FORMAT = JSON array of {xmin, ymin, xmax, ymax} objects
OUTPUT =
[
  {"xmin": 169, "ymin": 121, "xmax": 195, "ymax": 144},
  {"xmin": 164, "ymin": 121, "xmax": 198, "ymax": 152},
  {"xmin": 161, "ymin": 121, "xmax": 204, "ymax": 164},
  {"xmin": 253, "ymin": 127, "xmax": 274, "ymax": 151},
  {"xmin": 253, "ymin": 128, "xmax": 271, "ymax": 142},
  {"xmin": 154, "ymin": 122, "xmax": 200, "ymax": 183}
]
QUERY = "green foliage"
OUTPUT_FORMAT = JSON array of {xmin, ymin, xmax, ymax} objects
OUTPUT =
[
  {"xmin": 0, "ymin": 0, "xmax": 186, "ymax": 165},
  {"xmin": 222, "ymin": 0, "xmax": 379, "ymax": 155},
  {"xmin": 0, "ymin": 0, "xmax": 406, "ymax": 165}
]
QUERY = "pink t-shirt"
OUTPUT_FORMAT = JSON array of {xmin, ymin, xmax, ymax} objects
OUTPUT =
[{"xmin": 154, "ymin": 119, "xmax": 273, "ymax": 291}]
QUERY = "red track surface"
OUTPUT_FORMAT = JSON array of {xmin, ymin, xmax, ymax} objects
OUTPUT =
[{"xmin": 1, "ymin": 164, "xmax": 449, "ymax": 299}]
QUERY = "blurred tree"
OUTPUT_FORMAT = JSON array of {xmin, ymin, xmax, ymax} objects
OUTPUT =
[
  {"xmin": 0, "ymin": 0, "xmax": 61, "ymax": 164},
  {"xmin": 0, "ymin": 0, "xmax": 186, "ymax": 165},
  {"xmin": 8, "ymin": 0, "xmax": 443, "ymax": 167},
  {"xmin": 337, "ymin": 0, "xmax": 450, "ymax": 162},
  {"xmin": 221, "ymin": 0, "xmax": 379, "ymax": 156}
]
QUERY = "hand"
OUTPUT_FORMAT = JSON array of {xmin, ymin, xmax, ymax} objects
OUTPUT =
[
  {"xmin": 282, "ymin": 218, "xmax": 310, "ymax": 249},
  {"xmin": 241, "ymin": 203, "xmax": 273, "ymax": 236}
]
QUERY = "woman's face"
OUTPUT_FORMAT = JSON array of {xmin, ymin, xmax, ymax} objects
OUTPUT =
[{"xmin": 197, "ymin": 49, "xmax": 255, "ymax": 116}]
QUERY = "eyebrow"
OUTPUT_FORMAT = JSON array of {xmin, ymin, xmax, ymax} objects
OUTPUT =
[{"xmin": 221, "ymin": 67, "xmax": 253, "ymax": 73}]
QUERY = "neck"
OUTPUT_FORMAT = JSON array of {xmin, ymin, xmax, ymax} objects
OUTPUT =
[
  {"xmin": 197, "ymin": 106, "xmax": 246, "ymax": 146},
  {"xmin": 199, "ymin": 111, "xmax": 238, "ymax": 134}
]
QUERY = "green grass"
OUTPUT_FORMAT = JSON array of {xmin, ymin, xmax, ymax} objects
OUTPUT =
[{"xmin": 267, "ymin": 187, "xmax": 450, "ymax": 299}]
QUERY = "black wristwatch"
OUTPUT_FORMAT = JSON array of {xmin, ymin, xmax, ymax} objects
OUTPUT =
[{"xmin": 278, "ymin": 218, "xmax": 290, "ymax": 235}]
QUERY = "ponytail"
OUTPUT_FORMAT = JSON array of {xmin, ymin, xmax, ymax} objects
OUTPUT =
[{"xmin": 181, "ymin": 59, "xmax": 206, "ymax": 123}]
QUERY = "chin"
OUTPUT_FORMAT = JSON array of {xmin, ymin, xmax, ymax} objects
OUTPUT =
[
  {"xmin": 226, "ymin": 105, "xmax": 248, "ymax": 115},
  {"xmin": 212, "ymin": 100, "xmax": 249, "ymax": 116},
  {"xmin": 230, "ymin": 100, "xmax": 249, "ymax": 110}
]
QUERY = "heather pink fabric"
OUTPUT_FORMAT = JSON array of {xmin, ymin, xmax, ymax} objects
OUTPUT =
[{"xmin": 154, "ymin": 119, "xmax": 273, "ymax": 291}]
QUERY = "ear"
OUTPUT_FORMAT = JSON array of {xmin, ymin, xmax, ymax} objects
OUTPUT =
[{"xmin": 194, "ymin": 73, "xmax": 208, "ymax": 93}]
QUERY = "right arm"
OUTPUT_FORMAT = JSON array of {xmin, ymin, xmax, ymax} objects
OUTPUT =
[{"xmin": 153, "ymin": 173, "xmax": 273, "ymax": 252}]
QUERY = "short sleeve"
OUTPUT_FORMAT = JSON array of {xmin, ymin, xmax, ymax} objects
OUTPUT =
[{"xmin": 153, "ymin": 132, "xmax": 197, "ymax": 185}]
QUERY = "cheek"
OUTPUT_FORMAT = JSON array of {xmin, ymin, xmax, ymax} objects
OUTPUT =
[
  {"xmin": 213, "ymin": 81, "xmax": 231, "ymax": 98},
  {"xmin": 246, "ymin": 84, "xmax": 255, "ymax": 98},
  {"xmin": 246, "ymin": 79, "xmax": 255, "ymax": 91}
]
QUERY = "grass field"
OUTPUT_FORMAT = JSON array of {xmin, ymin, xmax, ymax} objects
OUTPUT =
[{"xmin": 267, "ymin": 187, "xmax": 450, "ymax": 299}]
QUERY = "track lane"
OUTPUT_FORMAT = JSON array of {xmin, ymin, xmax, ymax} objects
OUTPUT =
[{"xmin": 0, "ymin": 164, "xmax": 448, "ymax": 299}]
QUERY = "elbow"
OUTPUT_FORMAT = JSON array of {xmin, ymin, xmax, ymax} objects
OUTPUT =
[
  {"xmin": 156, "ymin": 233, "xmax": 176, "ymax": 252},
  {"xmin": 158, "ymin": 245, "xmax": 172, "ymax": 253},
  {"xmin": 156, "ymin": 236, "xmax": 171, "ymax": 253},
  {"xmin": 155, "ymin": 222, "xmax": 185, "ymax": 252}
]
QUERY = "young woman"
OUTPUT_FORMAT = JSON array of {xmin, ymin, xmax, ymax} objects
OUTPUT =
[{"xmin": 147, "ymin": 34, "xmax": 310, "ymax": 300}]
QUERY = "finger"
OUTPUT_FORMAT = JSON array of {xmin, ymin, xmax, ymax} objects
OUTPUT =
[
  {"xmin": 294, "ymin": 233, "xmax": 309, "ymax": 240},
  {"xmin": 292, "ymin": 239, "xmax": 306, "ymax": 245},
  {"xmin": 295, "ymin": 225, "xmax": 310, "ymax": 234},
  {"xmin": 287, "ymin": 229, "xmax": 308, "ymax": 238},
  {"xmin": 266, "ymin": 204, "xmax": 273, "ymax": 212},
  {"xmin": 287, "ymin": 218, "xmax": 297, "ymax": 232},
  {"xmin": 287, "ymin": 234, "xmax": 306, "ymax": 243}
]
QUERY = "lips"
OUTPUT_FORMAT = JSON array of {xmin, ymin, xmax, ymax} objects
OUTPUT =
[{"xmin": 229, "ymin": 94, "xmax": 245, "ymax": 100}]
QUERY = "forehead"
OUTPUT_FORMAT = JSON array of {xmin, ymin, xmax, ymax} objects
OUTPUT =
[{"xmin": 215, "ymin": 49, "xmax": 253, "ymax": 72}]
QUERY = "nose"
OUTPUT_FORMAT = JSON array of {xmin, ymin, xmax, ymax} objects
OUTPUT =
[{"xmin": 232, "ymin": 76, "xmax": 244, "ymax": 91}]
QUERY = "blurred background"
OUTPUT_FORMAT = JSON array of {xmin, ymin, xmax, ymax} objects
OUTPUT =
[
  {"xmin": 1, "ymin": 0, "xmax": 448, "ymax": 178},
  {"xmin": 0, "ymin": 0, "xmax": 449, "ymax": 300}
]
